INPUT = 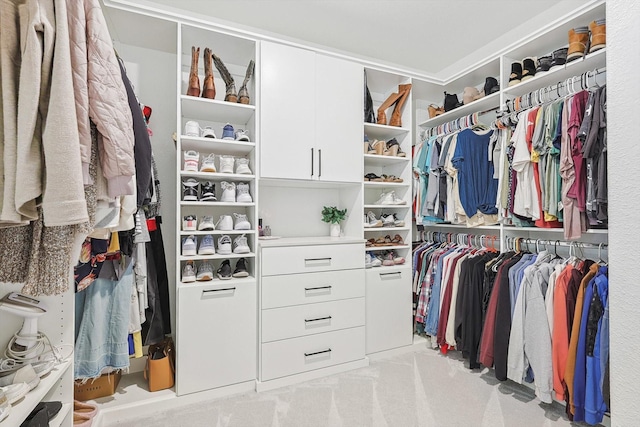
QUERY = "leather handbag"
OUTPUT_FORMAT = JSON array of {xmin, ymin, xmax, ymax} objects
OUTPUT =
[
  {"xmin": 428, "ymin": 104, "xmax": 444, "ymax": 118},
  {"xmin": 443, "ymin": 91, "xmax": 462, "ymax": 112},
  {"xmin": 144, "ymin": 337, "xmax": 175, "ymax": 392}
]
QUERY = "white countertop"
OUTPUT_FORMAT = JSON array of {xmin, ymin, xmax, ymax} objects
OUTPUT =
[{"xmin": 258, "ymin": 236, "xmax": 366, "ymax": 248}]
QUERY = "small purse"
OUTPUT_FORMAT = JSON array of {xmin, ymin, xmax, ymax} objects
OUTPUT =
[
  {"xmin": 144, "ymin": 337, "xmax": 175, "ymax": 392},
  {"xmin": 428, "ymin": 104, "xmax": 445, "ymax": 118}
]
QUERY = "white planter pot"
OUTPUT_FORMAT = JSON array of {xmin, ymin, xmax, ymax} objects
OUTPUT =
[{"xmin": 330, "ymin": 223, "xmax": 341, "ymax": 237}]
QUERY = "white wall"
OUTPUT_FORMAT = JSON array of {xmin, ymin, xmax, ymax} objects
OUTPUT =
[{"xmin": 608, "ymin": 1, "xmax": 640, "ymax": 425}]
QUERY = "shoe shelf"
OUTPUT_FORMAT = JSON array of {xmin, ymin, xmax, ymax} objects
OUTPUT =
[
  {"xmin": 180, "ymin": 171, "xmax": 256, "ymax": 181},
  {"xmin": 363, "ymin": 181, "xmax": 409, "ymax": 188},
  {"xmin": 363, "ymin": 154, "xmax": 410, "ymax": 167},
  {"xmin": 180, "ymin": 201, "xmax": 255, "ymax": 207},
  {"xmin": 417, "ymin": 92, "xmax": 500, "ymax": 129},
  {"xmin": 179, "ymin": 230, "xmax": 256, "ymax": 236},
  {"xmin": 503, "ymin": 49, "xmax": 605, "ymax": 98},
  {"xmin": 181, "ymin": 95, "xmax": 256, "ymax": 124},
  {"xmin": 179, "ymin": 252, "xmax": 256, "ymax": 261},
  {"xmin": 363, "ymin": 122, "xmax": 410, "ymax": 141},
  {"xmin": 179, "ymin": 276, "xmax": 256, "ymax": 286},
  {"xmin": 180, "ymin": 136, "xmax": 255, "ymax": 156},
  {"xmin": 365, "ymin": 244, "xmax": 411, "ymax": 251},
  {"xmin": 49, "ymin": 402, "xmax": 72, "ymax": 427},
  {"xmin": 364, "ymin": 226, "xmax": 410, "ymax": 232},
  {"xmin": 4, "ymin": 359, "xmax": 72, "ymax": 427},
  {"xmin": 364, "ymin": 204, "xmax": 410, "ymax": 209}
]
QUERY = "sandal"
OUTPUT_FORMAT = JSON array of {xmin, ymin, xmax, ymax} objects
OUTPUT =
[
  {"xmin": 364, "ymin": 173, "xmax": 383, "ymax": 182},
  {"xmin": 373, "ymin": 237, "xmax": 387, "ymax": 246},
  {"xmin": 368, "ymin": 140, "xmax": 385, "ymax": 156},
  {"xmin": 391, "ymin": 234, "xmax": 404, "ymax": 245},
  {"xmin": 385, "ymin": 138, "xmax": 407, "ymax": 157},
  {"xmin": 381, "ymin": 174, "xmax": 403, "ymax": 183},
  {"xmin": 366, "ymin": 238, "xmax": 376, "ymax": 247}
]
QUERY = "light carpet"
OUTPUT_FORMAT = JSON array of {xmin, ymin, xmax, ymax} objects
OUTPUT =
[{"xmin": 107, "ymin": 346, "xmax": 604, "ymax": 427}]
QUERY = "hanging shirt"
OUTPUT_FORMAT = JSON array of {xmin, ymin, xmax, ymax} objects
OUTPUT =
[{"xmin": 511, "ymin": 113, "xmax": 540, "ymax": 220}]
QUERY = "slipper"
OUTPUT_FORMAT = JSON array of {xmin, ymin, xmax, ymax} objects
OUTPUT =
[
  {"xmin": 364, "ymin": 173, "xmax": 383, "ymax": 182},
  {"xmin": 74, "ymin": 400, "xmax": 98, "ymax": 419}
]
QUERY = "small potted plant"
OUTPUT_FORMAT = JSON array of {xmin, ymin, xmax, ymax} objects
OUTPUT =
[{"xmin": 321, "ymin": 206, "xmax": 347, "ymax": 237}]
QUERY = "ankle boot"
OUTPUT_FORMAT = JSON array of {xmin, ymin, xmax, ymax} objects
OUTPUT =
[
  {"xmin": 567, "ymin": 26, "xmax": 590, "ymax": 62},
  {"xmin": 589, "ymin": 19, "xmax": 606, "ymax": 53},
  {"xmin": 237, "ymin": 60, "xmax": 255, "ymax": 104},
  {"xmin": 521, "ymin": 58, "xmax": 537, "ymax": 81},
  {"xmin": 201, "ymin": 48, "xmax": 216, "ymax": 99},
  {"xmin": 212, "ymin": 53, "xmax": 237, "ymax": 102},
  {"xmin": 376, "ymin": 92, "xmax": 402, "ymax": 125},
  {"xmin": 508, "ymin": 62, "xmax": 522, "ymax": 87},
  {"xmin": 186, "ymin": 46, "xmax": 200, "ymax": 97},
  {"xmin": 389, "ymin": 84, "xmax": 411, "ymax": 127}
]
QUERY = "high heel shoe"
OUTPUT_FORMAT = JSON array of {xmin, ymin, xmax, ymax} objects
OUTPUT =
[
  {"xmin": 368, "ymin": 140, "xmax": 385, "ymax": 155},
  {"xmin": 385, "ymin": 138, "xmax": 406, "ymax": 157},
  {"xmin": 377, "ymin": 92, "xmax": 403, "ymax": 125},
  {"xmin": 389, "ymin": 84, "xmax": 411, "ymax": 127},
  {"xmin": 186, "ymin": 46, "xmax": 200, "ymax": 97},
  {"xmin": 212, "ymin": 53, "xmax": 237, "ymax": 102},
  {"xmin": 237, "ymin": 60, "xmax": 255, "ymax": 104},
  {"xmin": 201, "ymin": 48, "xmax": 216, "ymax": 99}
]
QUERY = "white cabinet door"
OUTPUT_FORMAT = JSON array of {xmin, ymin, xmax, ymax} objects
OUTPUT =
[
  {"xmin": 365, "ymin": 266, "xmax": 413, "ymax": 354},
  {"xmin": 260, "ymin": 41, "xmax": 316, "ymax": 180},
  {"xmin": 315, "ymin": 55, "xmax": 363, "ymax": 183},
  {"xmin": 176, "ymin": 281, "xmax": 256, "ymax": 395}
]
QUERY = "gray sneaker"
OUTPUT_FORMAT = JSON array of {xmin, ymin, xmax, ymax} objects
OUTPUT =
[{"xmin": 196, "ymin": 262, "xmax": 214, "ymax": 281}]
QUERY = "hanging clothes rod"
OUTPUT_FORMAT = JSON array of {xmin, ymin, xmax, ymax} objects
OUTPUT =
[
  {"xmin": 505, "ymin": 237, "xmax": 607, "ymax": 251},
  {"xmin": 425, "ymin": 109, "xmax": 497, "ymax": 139}
]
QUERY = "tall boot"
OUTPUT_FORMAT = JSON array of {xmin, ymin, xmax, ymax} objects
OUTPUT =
[
  {"xmin": 201, "ymin": 47, "xmax": 216, "ymax": 99},
  {"xmin": 389, "ymin": 84, "xmax": 411, "ymax": 127},
  {"xmin": 186, "ymin": 46, "xmax": 200, "ymax": 97},
  {"xmin": 237, "ymin": 60, "xmax": 255, "ymax": 104},
  {"xmin": 376, "ymin": 92, "xmax": 402, "ymax": 126},
  {"xmin": 212, "ymin": 53, "xmax": 237, "ymax": 103}
]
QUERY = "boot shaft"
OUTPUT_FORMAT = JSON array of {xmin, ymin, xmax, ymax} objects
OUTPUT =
[{"xmin": 186, "ymin": 46, "xmax": 201, "ymax": 97}]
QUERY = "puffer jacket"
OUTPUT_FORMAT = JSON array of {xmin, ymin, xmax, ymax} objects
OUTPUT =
[{"xmin": 66, "ymin": 0, "xmax": 135, "ymax": 198}]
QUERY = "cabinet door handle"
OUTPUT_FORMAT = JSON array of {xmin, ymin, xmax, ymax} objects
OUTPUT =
[
  {"xmin": 311, "ymin": 148, "xmax": 314, "ymax": 177},
  {"xmin": 318, "ymin": 149, "xmax": 322, "ymax": 178},
  {"xmin": 202, "ymin": 287, "xmax": 236, "ymax": 293},
  {"xmin": 379, "ymin": 272, "xmax": 402, "ymax": 278},
  {"xmin": 305, "ymin": 257, "xmax": 332, "ymax": 263},
  {"xmin": 304, "ymin": 285, "xmax": 332, "ymax": 291},
  {"xmin": 305, "ymin": 316, "xmax": 332, "ymax": 323},
  {"xmin": 304, "ymin": 348, "xmax": 332, "ymax": 357}
]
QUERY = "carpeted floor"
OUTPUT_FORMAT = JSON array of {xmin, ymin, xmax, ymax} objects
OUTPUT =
[{"xmin": 108, "ymin": 347, "xmax": 603, "ymax": 427}]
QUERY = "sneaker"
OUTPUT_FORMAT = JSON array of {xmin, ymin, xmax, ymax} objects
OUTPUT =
[
  {"xmin": 380, "ymin": 213, "xmax": 395, "ymax": 227},
  {"xmin": 217, "ymin": 259, "xmax": 232, "ymax": 280},
  {"xmin": 233, "ymin": 213, "xmax": 251, "ymax": 230},
  {"xmin": 217, "ymin": 235, "xmax": 232, "ymax": 255},
  {"xmin": 234, "ymin": 129, "xmax": 250, "ymax": 142},
  {"xmin": 232, "ymin": 258, "xmax": 249, "ymax": 278},
  {"xmin": 182, "ymin": 261, "xmax": 196, "ymax": 282},
  {"xmin": 220, "ymin": 181, "xmax": 236, "ymax": 202},
  {"xmin": 200, "ymin": 154, "xmax": 217, "ymax": 173},
  {"xmin": 219, "ymin": 156, "xmax": 235, "ymax": 174},
  {"xmin": 196, "ymin": 262, "xmax": 214, "ymax": 281},
  {"xmin": 183, "ymin": 150, "xmax": 199, "ymax": 172},
  {"xmin": 222, "ymin": 123, "xmax": 235, "ymax": 140},
  {"xmin": 198, "ymin": 215, "xmax": 215, "ymax": 231},
  {"xmin": 536, "ymin": 55, "xmax": 552, "ymax": 74},
  {"xmin": 233, "ymin": 234, "xmax": 250, "ymax": 254},
  {"xmin": 363, "ymin": 214, "xmax": 368, "ymax": 228},
  {"xmin": 0, "ymin": 390, "xmax": 9, "ymax": 422},
  {"xmin": 184, "ymin": 120, "xmax": 200, "ymax": 137},
  {"xmin": 376, "ymin": 191, "xmax": 406, "ymax": 205},
  {"xmin": 235, "ymin": 158, "xmax": 252, "ymax": 174},
  {"xmin": 202, "ymin": 126, "xmax": 217, "ymax": 139},
  {"xmin": 365, "ymin": 252, "xmax": 373, "ymax": 268},
  {"xmin": 1, "ymin": 382, "xmax": 29, "ymax": 405},
  {"xmin": 364, "ymin": 211, "xmax": 383, "ymax": 228},
  {"xmin": 370, "ymin": 253, "xmax": 382, "ymax": 267},
  {"xmin": 182, "ymin": 235, "xmax": 197, "ymax": 256},
  {"xmin": 200, "ymin": 181, "xmax": 217, "ymax": 201},
  {"xmin": 198, "ymin": 234, "xmax": 215, "ymax": 255},
  {"xmin": 236, "ymin": 182, "xmax": 252, "ymax": 203},
  {"xmin": 393, "ymin": 213, "xmax": 406, "ymax": 227},
  {"xmin": 183, "ymin": 215, "xmax": 197, "ymax": 231},
  {"xmin": 216, "ymin": 215, "xmax": 233, "ymax": 231},
  {"xmin": 182, "ymin": 178, "xmax": 200, "ymax": 201}
]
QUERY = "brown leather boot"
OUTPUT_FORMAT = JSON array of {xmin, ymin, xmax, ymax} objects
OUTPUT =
[
  {"xmin": 212, "ymin": 53, "xmax": 237, "ymax": 103},
  {"xmin": 238, "ymin": 60, "xmax": 255, "ymax": 104},
  {"xmin": 186, "ymin": 46, "xmax": 200, "ymax": 97},
  {"xmin": 377, "ymin": 92, "xmax": 402, "ymax": 125},
  {"xmin": 567, "ymin": 26, "xmax": 590, "ymax": 62},
  {"xmin": 389, "ymin": 84, "xmax": 411, "ymax": 127},
  {"xmin": 589, "ymin": 19, "xmax": 606, "ymax": 53},
  {"xmin": 201, "ymin": 48, "xmax": 216, "ymax": 99}
]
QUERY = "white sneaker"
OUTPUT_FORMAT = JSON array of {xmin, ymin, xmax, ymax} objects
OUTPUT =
[
  {"xmin": 233, "ymin": 213, "xmax": 251, "ymax": 230},
  {"xmin": 200, "ymin": 154, "xmax": 216, "ymax": 172},
  {"xmin": 0, "ymin": 382, "xmax": 29, "ymax": 405},
  {"xmin": 380, "ymin": 213, "xmax": 395, "ymax": 227},
  {"xmin": 217, "ymin": 215, "xmax": 233, "ymax": 231},
  {"xmin": 182, "ymin": 236, "xmax": 197, "ymax": 256},
  {"xmin": 219, "ymin": 155, "xmax": 235, "ymax": 174},
  {"xmin": 234, "ymin": 129, "xmax": 250, "ymax": 141},
  {"xmin": 202, "ymin": 126, "xmax": 217, "ymax": 139},
  {"xmin": 0, "ymin": 390, "xmax": 9, "ymax": 422},
  {"xmin": 371, "ymin": 254, "xmax": 382, "ymax": 267},
  {"xmin": 235, "ymin": 158, "xmax": 252, "ymax": 174},
  {"xmin": 233, "ymin": 234, "xmax": 250, "ymax": 254},
  {"xmin": 365, "ymin": 252, "xmax": 373, "ymax": 268},
  {"xmin": 236, "ymin": 182, "xmax": 252, "ymax": 203},
  {"xmin": 376, "ymin": 191, "xmax": 406, "ymax": 205},
  {"xmin": 220, "ymin": 181, "xmax": 236, "ymax": 202},
  {"xmin": 198, "ymin": 216, "xmax": 215, "ymax": 231},
  {"xmin": 182, "ymin": 261, "xmax": 196, "ymax": 282},
  {"xmin": 183, "ymin": 215, "xmax": 197, "ymax": 231},
  {"xmin": 364, "ymin": 211, "xmax": 383, "ymax": 228},
  {"xmin": 183, "ymin": 150, "xmax": 199, "ymax": 172},
  {"xmin": 217, "ymin": 235, "xmax": 232, "ymax": 255},
  {"xmin": 198, "ymin": 234, "xmax": 215, "ymax": 255},
  {"xmin": 184, "ymin": 120, "xmax": 200, "ymax": 137}
]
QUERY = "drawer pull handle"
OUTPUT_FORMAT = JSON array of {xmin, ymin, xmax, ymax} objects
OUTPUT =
[
  {"xmin": 304, "ymin": 285, "xmax": 332, "ymax": 291},
  {"xmin": 305, "ymin": 316, "xmax": 332, "ymax": 323},
  {"xmin": 304, "ymin": 348, "xmax": 332, "ymax": 357},
  {"xmin": 202, "ymin": 287, "xmax": 236, "ymax": 293},
  {"xmin": 305, "ymin": 257, "xmax": 332, "ymax": 263},
  {"xmin": 379, "ymin": 272, "xmax": 402, "ymax": 277}
]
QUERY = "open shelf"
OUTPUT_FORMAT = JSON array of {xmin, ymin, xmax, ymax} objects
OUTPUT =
[
  {"xmin": 180, "ymin": 171, "xmax": 256, "ymax": 181},
  {"xmin": 363, "ymin": 123, "xmax": 410, "ymax": 141},
  {"xmin": 179, "ymin": 230, "xmax": 256, "ymax": 236},
  {"xmin": 418, "ymin": 92, "xmax": 500, "ymax": 128},
  {"xmin": 181, "ymin": 95, "xmax": 256, "ymax": 124},
  {"xmin": 363, "ymin": 181, "xmax": 409, "ymax": 188},
  {"xmin": 179, "ymin": 252, "xmax": 256, "ymax": 261},
  {"xmin": 180, "ymin": 136, "xmax": 255, "ymax": 156},
  {"xmin": 364, "ymin": 204, "xmax": 410, "ymax": 209},
  {"xmin": 365, "ymin": 245, "xmax": 411, "ymax": 251},
  {"xmin": 363, "ymin": 154, "xmax": 410, "ymax": 167},
  {"xmin": 180, "ymin": 201, "xmax": 255, "ymax": 207},
  {"xmin": 178, "ymin": 276, "xmax": 256, "ymax": 286},
  {"xmin": 364, "ymin": 226, "xmax": 410, "ymax": 232}
]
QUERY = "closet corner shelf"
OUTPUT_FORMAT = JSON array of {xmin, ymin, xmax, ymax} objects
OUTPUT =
[
  {"xmin": 179, "ymin": 252, "xmax": 256, "ymax": 261},
  {"xmin": 49, "ymin": 402, "xmax": 72, "ymax": 427},
  {"xmin": 180, "ymin": 201, "xmax": 255, "ymax": 207},
  {"xmin": 363, "ymin": 154, "xmax": 410, "ymax": 167},
  {"xmin": 180, "ymin": 95, "xmax": 256, "ymax": 124},
  {"xmin": 365, "ymin": 244, "xmax": 410, "ymax": 251},
  {"xmin": 504, "ymin": 49, "xmax": 606, "ymax": 97},
  {"xmin": 5, "ymin": 359, "xmax": 72, "ymax": 427},
  {"xmin": 179, "ymin": 171, "xmax": 256, "ymax": 181},
  {"xmin": 364, "ymin": 204, "xmax": 411, "ymax": 209},
  {"xmin": 179, "ymin": 230, "xmax": 256, "ymax": 236},
  {"xmin": 418, "ymin": 92, "xmax": 500, "ymax": 129},
  {"xmin": 363, "ymin": 122, "xmax": 410, "ymax": 140},
  {"xmin": 363, "ymin": 181, "xmax": 409, "ymax": 188},
  {"xmin": 364, "ymin": 226, "xmax": 410, "ymax": 232},
  {"xmin": 179, "ymin": 136, "xmax": 256, "ymax": 156}
]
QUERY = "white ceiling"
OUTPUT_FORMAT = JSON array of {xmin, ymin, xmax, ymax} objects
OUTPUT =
[{"xmin": 127, "ymin": 0, "xmax": 587, "ymax": 77}]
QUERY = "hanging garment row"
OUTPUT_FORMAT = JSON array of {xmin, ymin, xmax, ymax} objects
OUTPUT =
[{"xmin": 413, "ymin": 235, "xmax": 609, "ymax": 426}]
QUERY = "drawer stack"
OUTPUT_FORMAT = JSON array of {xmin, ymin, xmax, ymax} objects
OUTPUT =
[{"xmin": 259, "ymin": 241, "xmax": 365, "ymax": 382}]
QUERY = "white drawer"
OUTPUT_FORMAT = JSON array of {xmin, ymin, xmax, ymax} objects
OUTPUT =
[
  {"xmin": 261, "ymin": 244, "xmax": 362, "ymax": 276},
  {"xmin": 261, "ymin": 327, "xmax": 364, "ymax": 381},
  {"xmin": 365, "ymin": 266, "xmax": 413, "ymax": 354},
  {"xmin": 262, "ymin": 297, "xmax": 365, "ymax": 342},
  {"xmin": 261, "ymin": 269, "xmax": 364, "ymax": 309}
]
